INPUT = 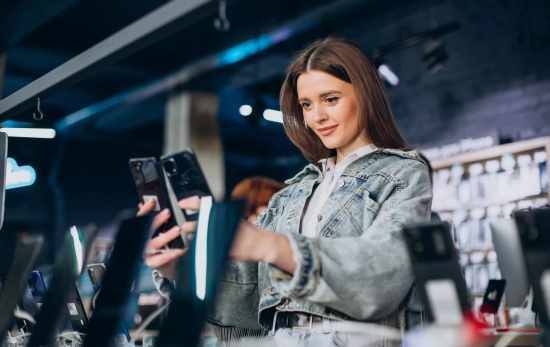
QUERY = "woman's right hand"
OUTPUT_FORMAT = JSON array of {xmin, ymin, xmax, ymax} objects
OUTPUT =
[{"xmin": 137, "ymin": 200, "xmax": 196, "ymax": 279}]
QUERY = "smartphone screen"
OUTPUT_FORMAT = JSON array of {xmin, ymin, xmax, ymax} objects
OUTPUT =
[
  {"xmin": 480, "ymin": 279, "xmax": 506, "ymax": 314},
  {"xmin": 160, "ymin": 149, "xmax": 212, "ymax": 221}
]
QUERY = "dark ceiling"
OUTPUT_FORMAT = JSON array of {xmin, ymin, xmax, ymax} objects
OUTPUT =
[{"xmin": 0, "ymin": 0, "xmax": 438, "ymax": 151}]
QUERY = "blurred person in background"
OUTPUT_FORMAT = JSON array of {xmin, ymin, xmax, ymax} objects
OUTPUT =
[
  {"xmin": 230, "ymin": 176, "xmax": 286, "ymax": 224},
  {"xmin": 141, "ymin": 37, "xmax": 432, "ymax": 347}
]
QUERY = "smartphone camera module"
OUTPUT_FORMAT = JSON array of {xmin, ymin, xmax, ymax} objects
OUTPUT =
[{"xmin": 162, "ymin": 158, "xmax": 179, "ymax": 177}]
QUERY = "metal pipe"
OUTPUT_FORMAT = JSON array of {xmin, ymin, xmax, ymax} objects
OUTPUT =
[{"xmin": 0, "ymin": 0, "xmax": 211, "ymax": 122}]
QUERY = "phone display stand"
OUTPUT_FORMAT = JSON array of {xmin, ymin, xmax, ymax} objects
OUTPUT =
[
  {"xmin": 113, "ymin": 334, "xmax": 136, "ymax": 347},
  {"xmin": 2, "ymin": 332, "xmax": 30, "ymax": 347},
  {"xmin": 508, "ymin": 289, "xmax": 537, "ymax": 328}
]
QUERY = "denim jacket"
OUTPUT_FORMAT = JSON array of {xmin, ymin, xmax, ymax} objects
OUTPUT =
[{"xmin": 155, "ymin": 148, "xmax": 432, "ymax": 341}]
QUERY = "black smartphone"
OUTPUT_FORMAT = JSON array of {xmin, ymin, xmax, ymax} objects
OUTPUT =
[
  {"xmin": 160, "ymin": 149, "xmax": 212, "ymax": 222},
  {"xmin": 86, "ymin": 263, "xmax": 131, "ymax": 341},
  {"xmin": 130, "ymin": 157, "xmax": 187, "ymax": 248},
  {"xmin": 27, "ymin": 225, "xmax": 97, "ymax": 347},
  {"xmin": 83, "ymin": 214, "xmax": 152, "ymax": 347},
  {"xmin": 402, "ymin": 222, "xmax": 471, "ymax": 325},
  {"xmin": 0, "ymin": 277, "xmax": 33, "ymax": 334},
  {"xmin": 66, "ymin": 283, "xmax": 88, "ymax": 334},
  {"xmin": 480, "ymin": 279, "xmax": 506, "ymax": 314},
  {"xmin": 0, "ymin": 235, "xmax": 44, "ymax": 341},
  {"xmin": 513, "ymin": 206, "xmax": 550, "ymax": 324},
  {"xmin": 28, "ymin": 271, "xmax": 47, "ymax": 311},
  {"xmin": 87, "ymin": 263, "xmax": 106, "ymax": 294},
  {"xmin": 158, "ymin": 198, "xmax": 246, "ymax": 346},
  {"xmin": 29, "ymin": 270, "xmax": 84, "ymax": 333}
]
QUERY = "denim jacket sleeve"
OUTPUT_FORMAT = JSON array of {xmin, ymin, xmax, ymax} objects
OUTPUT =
[{"xmin": 269, "ymin": 159, "xmax": 432, "ymax": 321}]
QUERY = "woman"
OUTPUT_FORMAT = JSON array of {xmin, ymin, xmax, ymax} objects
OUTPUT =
[
  {"xmin": 140, "ymin": 37, "xmax": 432, "ymax": 346},
  {"xmin": 231, "ymin": 176, "xmax": 286, "ymax": 224}
]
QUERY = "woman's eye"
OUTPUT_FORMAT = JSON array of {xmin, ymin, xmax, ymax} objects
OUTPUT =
[
  {"xmin": 301, "ymin": 102, "xmax": 311, "ymax": 109},
  {"xmin": 326, "ymin": 97, "xmax": 339, "ymax": 104}
]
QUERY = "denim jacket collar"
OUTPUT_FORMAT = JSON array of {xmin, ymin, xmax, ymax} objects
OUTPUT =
[{"xmin": 285, "ymin": 148, "xmax": 422, "ymax": 186}]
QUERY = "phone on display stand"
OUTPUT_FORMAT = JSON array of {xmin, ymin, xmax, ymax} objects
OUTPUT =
[
  {"xmin": 480, "ymin": 279, "xmax": 506, "ymax": 314},
  {"xmin": 27, "ymin": 225, "xmax": 97, "ymax": 347},
  {"xmin": 158, "ymin": 198, "xmax": 246, "ymax": 347},
  {"xmin": 513, "ymin": 206, "xmax": 550, "ymax": 325},
  {"xmin": 130, "ymin": 157, "xmax": 187, "ymax": 247},
  {"xmin": 66, "ymin": 283, "xmax": 89, "ymax": 334},
  {"xmin": 83, "ymin": 214, "xmax": 152, "ymax": 347},
  {"xmin": 0, "ymin": 235, "xmax": 44, "ymax": 342},
  {"xmin": 403, "ymin": 222, "xmax": 472, "ymax": 325},
  {"xmin": 28, "ymin": 271, "xmax": 47, "ymax": 311},
  {"xmin": 160, "ymin": 149, "xmax": 213, "ymax": 223},
  {"xmin": 86, "ymin": 263, "xmax": 131, "ymax": 341}
]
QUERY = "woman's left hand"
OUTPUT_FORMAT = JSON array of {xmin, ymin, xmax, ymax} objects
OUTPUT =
[{"xmin": 229, "ymin": 221, "xmax": 297, "ymax": 274}]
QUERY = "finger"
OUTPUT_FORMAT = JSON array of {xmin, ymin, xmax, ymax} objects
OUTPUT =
[
  {"xmin": 181, "ymin": 221, "xmax": 197, "ymax": 233},
  {"xmin": 187, "ymin": 233, "xmax": 194, "ymax": 241},
  {"xmin": 150, "ymin": 208, "xmax": 172, "ymax": 231},
  {"xmin": 177, "ymin": 196, "xmax": 201, "ymax": 211},
  {"xmin": 148, "ymin": 226, "xmax": 182, "ymax": 250},
  {"xmin": 137, "ymin": 200, "xmax": 157, "ymax": 217},
  {"xmin": 145, "ymin": 248, "xmax": 187, "ymax": 269}
]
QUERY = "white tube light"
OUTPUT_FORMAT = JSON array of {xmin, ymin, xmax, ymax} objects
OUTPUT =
[
  {"xmin": 263, "ymin": 109, "xmax": 284, "ymax": 123},
  {"xmin": 69, "ymin": 226, "xmax": 84, "ymax": 274},
  {"xmin": 378, "ymin": 64, "xmax": 399, "ymax": 86},
  {"xmin": 195, "ymin": 196, "xmax": 213, "ymax": 301},
  {"xmin": 0, "ymin": 128, "xmax": 56, "ymax": 139},
  {"xmin": 239, "ymin": 105, "xmax": 253, "ymax": 116}
]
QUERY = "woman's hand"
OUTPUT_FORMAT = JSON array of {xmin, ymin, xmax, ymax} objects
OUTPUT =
[
  {"xmin": 138, "ymin": 198, "xmax": 199, "ymax": 279},
  {"xmin": 229, "ymin": 221, "xmax": 296, "ymax": 274}
]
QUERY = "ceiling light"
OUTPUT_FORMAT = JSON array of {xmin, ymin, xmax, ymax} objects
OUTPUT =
[
  {"xmin": 239, "ymin": 105, "xmax": 253, "ymax": 116},
  {"xmin": 263, "ymin": 109, "xmax": 283, "ymax": 123},
  {"xmin": 378, "ymin": 64, "xmax": 399, "ymax": 86},
  {"xmin": 0, "ymin": 128, "xmax": 56, "ymax": 139}
]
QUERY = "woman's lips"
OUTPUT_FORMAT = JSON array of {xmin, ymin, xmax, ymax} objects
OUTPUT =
[{"xmin": 318, "ymin": 125, "xmax": 338, "ymax": 136}]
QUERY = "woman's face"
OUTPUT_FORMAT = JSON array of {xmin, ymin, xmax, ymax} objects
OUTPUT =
[{"xmin": 296, "ymin": 70, "xmax": 368, "ymax": 159}]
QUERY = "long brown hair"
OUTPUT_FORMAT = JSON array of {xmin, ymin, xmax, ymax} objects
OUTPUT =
[{"xmin": 280, "ymin": 37, "xmax": 411, "ymax": 163}]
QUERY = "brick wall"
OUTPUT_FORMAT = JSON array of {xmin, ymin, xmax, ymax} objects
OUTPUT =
[{"xmin": 339, "ymin": 0, "xmax": 550, "ymax": 148}]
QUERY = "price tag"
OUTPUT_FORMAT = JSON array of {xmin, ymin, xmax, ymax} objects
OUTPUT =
[{"xmin": 67, "ymin": 303, "xmax": 79, "ymax": 316}]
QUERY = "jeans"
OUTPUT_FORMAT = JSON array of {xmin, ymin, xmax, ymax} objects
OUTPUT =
[{"xmin": 238, "ymin": 328, "xmax": 385, "ymax": 347}]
